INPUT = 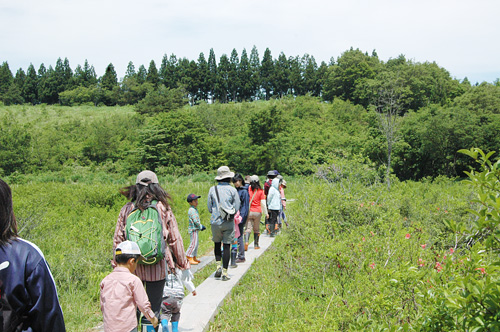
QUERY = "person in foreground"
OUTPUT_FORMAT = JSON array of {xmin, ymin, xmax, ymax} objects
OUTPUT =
[
  {"xmin": 0, "ymin": 178, "xmax": 66, "ymax": 332},
  {"xmin": 100, "ymin": 241, "xmax": 158, "ymax": 332},
  {"xmin": 207, "ymin": 166, "xmax": 240, "ymax": 281}
]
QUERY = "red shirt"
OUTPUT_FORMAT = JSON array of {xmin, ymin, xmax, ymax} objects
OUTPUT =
[{"xmin": 248, "ymin": 187, "xmax": 265, "ymax": 213}]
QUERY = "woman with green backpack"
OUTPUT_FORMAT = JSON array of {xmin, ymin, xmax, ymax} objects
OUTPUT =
[{"xmin": 113, "ymin": 170, "xmax": 192, "ymax": 330}]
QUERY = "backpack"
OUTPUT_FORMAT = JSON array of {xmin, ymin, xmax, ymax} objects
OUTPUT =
[{"xmin": 125, "ymin": 200, "xmax": 165, "ymax": 265}]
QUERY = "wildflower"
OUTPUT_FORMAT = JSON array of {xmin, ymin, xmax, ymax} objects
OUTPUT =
[
  {"xmin": 370, "ymin": 263, "xmax": 375, "ymax": 269},
  {"xmin": 445, "ymin": 210, "xmax": 448, "ymax": 213},
  {"xmin": 371, "ymin": 202, "xmax": 375, "ymax": 206},
  {"xmin": 475, "ymin": 267, "xmax": 486, "ymax": 274},
  {"xmin": 437, "ymin": 207, "xmax": 440, "ymax": 211},
  {"xmin": 421, "ymin": 244, "xmax": 427, "ymax": 249},
  {"xmin": 449, "ymin": 248, "xmax": 454, "ymax": 254},
  {"xmin": 418, "ymin": 258, "xmax": 425, "ymax": 267},
  {"xmin": 435, "ymin": 262, "xmax": 443, "ymax": 272},
  {"xmin": 370, "ymin": 231, "xmax": 374, "ymax": 236},
  {"xmin": 405, "ymin": 233, "xmax": 411, "ymax": 239},
  {"xmin": 360, "ymin": 203, "xmax": 364, "ymax": 207},
  {"xmin": 362, "ymin": 237, "xmax": 365, "ymax": 242}
]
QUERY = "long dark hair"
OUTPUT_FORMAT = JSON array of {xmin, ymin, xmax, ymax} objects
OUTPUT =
[
  {"xmin": 120, "ymin": 183, "xmax": 171, "ymax": 210},
  {"xmin": 250, "ymin": 181, "xmax": 262, "ymax": 191},
  {"xmin": 0, "ymin": 179, "xmax": 18, "ymax": 245}
]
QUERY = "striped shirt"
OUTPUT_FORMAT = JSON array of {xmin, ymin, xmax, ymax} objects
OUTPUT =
[{"xmin": 113, "ymin": 201, "xmax": 190, "ymax": 282}]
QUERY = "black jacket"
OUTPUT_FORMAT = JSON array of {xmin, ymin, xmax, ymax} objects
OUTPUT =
[{"xmin": 0, "ymin": 238, "xmax": 66, "ymax": 332}]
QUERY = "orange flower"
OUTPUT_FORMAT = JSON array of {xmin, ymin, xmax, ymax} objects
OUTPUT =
[
  {"xmin": 369, "ymin": 263, "xmax": 375, "ymax": 269},
  {"xmin": 475, "ymin": 267, "xmax": 486, "ymax": 274},
  {"xmin": 449, "ymin": 248, "xmax": 454, "ymax": 254},
  {"xmin": 421, "ymin": 244, "xmax": 427, "ymax": 249},
  {"xmin": 405, "ymin": 233, "xmax": 411, "ymax": 239}
]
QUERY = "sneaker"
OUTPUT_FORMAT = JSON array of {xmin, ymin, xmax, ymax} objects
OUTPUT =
[
  {"xmin": 214, "ymin": 266, "xmax": 222, "ymax": 279},
  {"xmin": 236, "ymin": 258, "xmax": 246, "ymax": 263},
  {"xmin": 254, "ymin": 245, "xmax": 260, "ymax": 249},
  {"xmin": 221, "ymin": 273, "xmax": 231, "ymax": 281},
  {"xmin": 230, "ymin": 262, "xmax": 238, "ymax": 268}
]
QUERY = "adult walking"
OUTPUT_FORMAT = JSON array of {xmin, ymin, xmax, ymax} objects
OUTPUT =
[
  {"xmin": 245, "ymin": 175, "xmax": 267, "ymax": 250},
  {"xmin": 207, "ymin": 166, "xmax": 240, "ymax": 281},
  {"xmin": 113, "ymin": 170, "xmax": 191, "ymax": 330},
  {"xmin": 0, "ymin": 178, "xmax": 66, "ymax": 332},
  {"xmin": 232, "ymin": 173, "xmax": 250, "ymax": 263}
]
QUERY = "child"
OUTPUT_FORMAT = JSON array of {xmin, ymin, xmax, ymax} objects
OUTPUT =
[
  {"xmin": 185, "ymin": 193, "xmax": 204, "ymax": 265},
  {"xmin": 160, "ymin": 268, "xmax": 197, "ymax": 332},
  {"xmin": 100, "ymin": 241, "xmax": 159, "ymax": 332}
]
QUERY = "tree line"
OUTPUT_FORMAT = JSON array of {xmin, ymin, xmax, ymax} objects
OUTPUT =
[{"xmin": 1, "ymin": 47, "xmax": 493, "ymax": 111}]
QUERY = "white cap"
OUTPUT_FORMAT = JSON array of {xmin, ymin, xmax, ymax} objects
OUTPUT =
[
  {"xmin": 136, "ymin": 170, "xmax": 159, "ymax": 186},
  {"xmin": 116, "ymin": 241, "xmax": 145, "ymax": 260}
]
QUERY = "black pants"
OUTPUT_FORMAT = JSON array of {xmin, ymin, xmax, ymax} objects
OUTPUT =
[
  {"xmin": 137, "ymin": 279, "xmax": 165, "ymax": 330},
  {"xmin": 214, "ymin": 242, "xmax": 231, "ymax": 269},
  {"xmin": 268, "ymin": 210, "xmax": 280, "ymax": 235}
]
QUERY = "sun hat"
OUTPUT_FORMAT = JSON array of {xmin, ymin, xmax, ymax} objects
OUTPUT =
[
  {"xmin": 115, "ymin": 241, "xmax": 145, "ymax": 260},
  {"xmin": 215, "ymin": 166, "xmax": 235, "ymax": 181},
  {"xmin": 136, "ymin": 170, "xmax": 159, "ymax": 186},
  {"xmin": 187, "ymin": 194, "xmax": 201, "ymax": 202},
  {"xmin": 249, "ymin": 175, "xmax": 260, "ymax": 183},
  {"xmin": 281, "ymin": 180, "xmax": 287, "ymax": 187}
]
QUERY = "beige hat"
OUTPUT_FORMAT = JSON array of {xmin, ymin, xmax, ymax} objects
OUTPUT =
[
  {"xmin": 215, "ymin": 166, "xmax": 235, "ymax": 181},
  {"xmin": 281, "ymin": 180, "xmax": 287, "ymax": 187},
  {"xmin": 136, "ymin": 170, "xmax": 159, "ymax": 186},
  {"xmin": 249, "ymin": 175, "xmax": 260, "ymax": 183}
]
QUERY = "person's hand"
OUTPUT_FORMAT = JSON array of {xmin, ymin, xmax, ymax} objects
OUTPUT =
[
  {"xmin": 151, "ymin": 316, "xmax": 159, "ymax": 328},
  {"xmin": 181, "ymin": 269, "xmax": 194, "ymax": 282},
  {"xmin": 266, "ymin": 214, "xmax": 269, "ymax": 219},
  {"xmin": 192, "ymin": 290, "xmax": 197, "ymax": 296}
]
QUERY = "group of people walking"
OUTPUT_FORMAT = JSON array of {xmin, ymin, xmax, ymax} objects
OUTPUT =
[{"xmin": 0, "ymin": 166, "xmax": 287, "ymax": 332}]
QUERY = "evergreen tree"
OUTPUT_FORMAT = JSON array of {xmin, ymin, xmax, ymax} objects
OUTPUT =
[
  {"xmin": 249, "ymin": 46, "xmax": 261, "ymax": 100},
  {"xmin": 197, "ymin": 52, "xmax": 209, "ymax": 102},
  {"xmin": 146, "ymin": 60, "xmax": 159, "ymax": 87},
  {"xmin": 303, "ymin": 54, "xmax": 318, "ymax": 95},
  {"xmin": 137, "ymin": 65, "xmax": 147, "ymax": 84},
  {"xmin": 101, "ymin": 63, "xmax": 118, "ymax": 90},
  {"xmin": 273, "ymin": 52, "xmax": 290, "ymax": 98},
  {"xmin": 207, "ymin": 48, "xmax": 217, "ymax": 103},
  {"xmin": 125, "ymin": 61, "xmax": 136, "ymax": 79},
  {"xmin": 288, "ymin": 56, "xmax": 305, "ymax": 96},
  {"xmin": 38, "ymin": 65, "xmax": 58, "ymax": 104},
  {"xmin": 63, "ymin": 58, "xmax": 74, "ymax": 90},
  {"xmin": 238, "ymin": 48, "xmax": 253, "ymax": 101},
  {"xmin": 14, "ymin": 68, "xmax": 26, "ymax": 92},
  {"xmin": 228, "ymin": 48, "xmax": 240, "ymax": 102},
  {"xmin": 260, "ymin": 48, "xmax": 274, "ymax": 100},
  {"xmin": 24, "ymin": 64, "xmax": 38, "ymax": 104},
  {"xmin": 82, "ymin": 59, "xmax": 97, "ymax": 87},
  {"xmin": 315, "ymin": 61, "xmax": 329, "ymax": 97},
  {"xmin": 158, "ymin": 54, "xmax": 168, "ymax": 86},
  {"xmin": 162, "ymin": 54, "xmax": 179, "ymax": 89},
  {"xmin": 0, "ymin": 62, "xmax": 13, "ymax": 100},
  {"xmin": 216, "ymin": 54, "xmax": 230, "ymax": 103}
]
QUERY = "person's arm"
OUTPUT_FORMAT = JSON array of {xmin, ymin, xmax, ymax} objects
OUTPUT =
[
  {"xmin": 241, "ymin": 191, "xmax": 250, "ymax": 220},
  {"xmin": 164, "ymin": 207, "xmax": 190, "ymax": 270},
  {"xmin": 26, "ymin": 258, "xmax": 66, "ymax": 331},
  {"xmin": 133, "ymin": 278, "xmax": 158, "ymax": 327},
  {"xmin": 113, "ymin": 203, "xmax": 132, "ymax": 249},
  {"xmin": 233, "ymin": 188, "xmax": 241, "ymax": 212},
  {"xmin": 207, "ymin": 187, "xmax": 214, "ymax": 212}
]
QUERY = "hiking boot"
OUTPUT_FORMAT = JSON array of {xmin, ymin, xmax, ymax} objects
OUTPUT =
[
  {"xmin": 187, "ymin": 256, "xmax": 199, "ymax": 265},
  {"xmin": 236, "ymin": 258, "xmax": 246, "ymax": 263},
  {"xmin": 214, "ymin": 266, "xmax": 222, "ymax": 279},
  {"xmin": 254, "ymin": 233, "xmax": 260, "ymax": 249},
  {"xmin": 221, "ymin": 269, "xmax": 230, "ymax": 281},
  {"xmin": 194, "ymin": 256, "xmax": 201, "ymax": 263},
  {"xmin": 230, "ymin": 252, "xmax": 238, "ymax": 268}
]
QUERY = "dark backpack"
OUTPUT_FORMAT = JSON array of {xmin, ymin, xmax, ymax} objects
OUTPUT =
[{"xmin": 125, "ymin": 200, "xmax": 165, "ymax": 265}]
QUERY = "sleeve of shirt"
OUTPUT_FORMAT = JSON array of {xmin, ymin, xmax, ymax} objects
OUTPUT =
[
  {"xmin": 162, "ymin": 205, "xmax": 190, "ymax": 270},
  {"xmin": 240, "ymin": 190, "xmax": 250, "ymax": 220},
  {"xmin": 133, "ymin": 277, "xmax": 156, "ymax": 321},
  {"xmin": 26, "ymin": 258, "xmax": 67, "ymax": 332},
  {"xmin": 207, "ymin": 187, "xmax": 214, "ymax": 212},
  {"xmin": 113, "ymin": 203, "xmax": 133, "ymax": 250},
  {"xmin": 232, "ymin": 188, "xmax": 241, "ymax": 213}
]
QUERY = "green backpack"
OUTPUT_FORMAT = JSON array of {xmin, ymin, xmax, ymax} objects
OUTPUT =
[{"xmin": 125, "ymin": 200, "xmax": 165, "ymax": 265}]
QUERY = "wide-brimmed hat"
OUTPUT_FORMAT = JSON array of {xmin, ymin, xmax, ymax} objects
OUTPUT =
[
  {"xmin": 215, "ymin": 166, "xmax": 235, "ymax": 181},
  {"xmin": 136, "ymin": 170, "xmax": 159, "ymax": 186}
]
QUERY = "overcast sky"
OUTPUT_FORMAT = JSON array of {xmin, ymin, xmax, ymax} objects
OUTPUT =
[{"xmin": 1, "ymin": 0, "xmax": 499, "ymax": 84}]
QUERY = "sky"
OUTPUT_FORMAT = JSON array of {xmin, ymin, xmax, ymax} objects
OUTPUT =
[{"xmin": 1, "ymin": 0, "xmax": 499, "ymax": 84}]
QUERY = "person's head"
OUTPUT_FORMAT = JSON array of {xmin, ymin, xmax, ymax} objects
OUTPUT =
[
  {"xmin": 120, "ymin": 170, "xmax": 170, "ymax": 210},
  {"xmin": 114, "ymin": 241, "xmax": 144, "ymax": 273},
  {"xmin": 281, "ymin": 179, "xmax": 287, "ymax": 189},
  {"xmin": 244, "ymin": 175, "xmax": 250, "ymax": 184},
  {"xmin": 232, "ymin": 173, "xmax": 245, "ymax": 188},
  {"xmin": 187, "ymin": 193, "xmax": 201, "ymax": 207},
  {"xmin": 215, "ymin": 166, "xmax": 234, "ymax": 183},
  {"xmin": 0, "ymin": 179, "xmax": 17, "ymax": 246},
  {"xmin": 267, "ymin": 170, "xmax": 278, "ymax": 180},
  {"xmin": 249, "ymin": 175, "xmax": 261, "ymax": 190}
]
